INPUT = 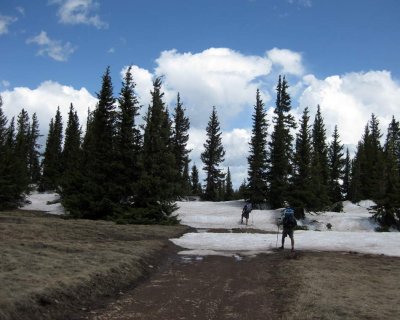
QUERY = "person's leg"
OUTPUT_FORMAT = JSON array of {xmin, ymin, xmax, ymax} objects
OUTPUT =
[
  {"xmin": 280, "ymin": 229, "xmax": 287, "ymax": 249},
  {"xmin": 289, "ymin": 231, "xmax": 295, "ymax": 251},
  {"xmin": 246, "ymin": 217, "xmax": 248, "ymax": 225}
]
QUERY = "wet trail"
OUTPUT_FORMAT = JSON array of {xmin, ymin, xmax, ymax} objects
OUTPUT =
[{"xmin": 78, "ymin": 247, "xmax": 296, "ymax": 320}]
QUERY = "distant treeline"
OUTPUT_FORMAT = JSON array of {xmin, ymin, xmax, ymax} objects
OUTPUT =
[{"xmin": 0, "ymin": 69, "xmax": 399, "ymax": 229}]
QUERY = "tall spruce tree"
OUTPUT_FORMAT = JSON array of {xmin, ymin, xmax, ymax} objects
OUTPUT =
[
  {"xmin": 268, "ymin": 76, "xmax": 296, "ymax": 208},
  {"xmin": 342, "ymin": 148, "xmax": 351, "ymax": 200},
  {"xmin": 40, "ymin": 107, "xmax": 63, "ymax": 191},
  {"xmin": 247, "ymin": 89, "xmax": 268, "ymax": 205},
  {"xmin": 201, "ymin": 106, "xmax": 226, "ymax": 201},
  {"xmin": 14, "ymin": 109, "xmax": 30, "ymax": 193},
  {"xmin": 70, "ymin": 67, "xmax": 118, "ymax": 219},
  {"xmin": 115, "ymin": 66, "xmax": 141, "ymax": 202},
  {"xmin": 27, "ymin": 113, "xmax": 41, "ymax": 184},
  {"xmin": 328, "ymin": 125, "xmax": 345, "ymax": 204},
  {"xmin": 191, "ymin": 164, "xmax": 202, "ymax": 196},
  {"xmin": 225, "ymin": 167, "xmax": 234, "ymax": 200},
  {"xmin": 290, "ymin": 107, "xmax": 313, "ymax": 209},
  {"xmin": 135, "ymin": 77, "xmax": 178, "ymax": 223},
  {"xmin": 59, "ymin": 104, "xmax": 82, "ymax": 208},
  {"xmin": 309, "ymin": 105, "xmax": 330, "ymax": 210},
  {"xmin": 172, "ymin": 93, "xmax": 191, "ymax": 196},
  {"xmin": 374, "ymin": 117, "xmax": 400, "ymax": 229}
]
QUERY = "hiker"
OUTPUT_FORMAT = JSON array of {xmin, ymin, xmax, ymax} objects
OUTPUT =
[
  {"xmin": 241, "ymin": 202, "xmax": 252, "ymax": 225},
  {"xmin": 280, "ymin": 203, "xmax": 297, "ymax": 251}
]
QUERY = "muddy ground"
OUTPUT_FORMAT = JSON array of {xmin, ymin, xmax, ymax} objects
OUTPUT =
[{"xmin": 76, "ymin": 244, "xmax": 400, "ymax": 320}]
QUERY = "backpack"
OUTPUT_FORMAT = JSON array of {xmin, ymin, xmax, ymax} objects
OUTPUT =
[{"xmin": 283, "ymin": 208, "xmax": 297, "ymax": 229}]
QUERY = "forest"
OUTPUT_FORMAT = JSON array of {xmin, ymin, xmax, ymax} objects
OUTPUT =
[{"xmin": 0, "ymin": 67, "xmax": 399, "ymax": 229}]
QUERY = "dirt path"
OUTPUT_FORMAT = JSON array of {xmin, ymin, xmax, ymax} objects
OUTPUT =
[
  {"xmin": 77, "ymin": 245, "xmax": 297, "ymax": 320},
  {"xmin": 77, "ymin": 245, "xmax": 400, "ymax": 320}
]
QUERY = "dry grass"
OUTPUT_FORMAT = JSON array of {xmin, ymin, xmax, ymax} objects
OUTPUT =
[
  {"xmin": 0, "ymin": 210, "xmax": 187, "ymax": 320},
  {"xmin": 281, "ymin": 251, "xmax": 400, "ymax": 320}
]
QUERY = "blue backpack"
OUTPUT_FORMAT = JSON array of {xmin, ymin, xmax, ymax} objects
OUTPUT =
[{"xmin": 283, "ymin": 208, "xmax": 297, "ymax": 229}]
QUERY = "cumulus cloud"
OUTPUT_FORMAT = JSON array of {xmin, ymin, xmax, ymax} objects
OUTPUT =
[
  {"xmin": 26, "ymin": 31, "xmax": 76, "ymax": 62},
  {"xmin": 267, "ymin": 48, "xmax": 304, "ymax": 76},
  {"xmin": 16, "ymin": 6, "xmax": 25, "ymax": 16},
  {"xmin": 1, "ymin": 81, "xmax": 98, "ymax": 144},
  {"xmin": 50, "ymin": 0, "xmax": 108, "ymax": 29},
  {"xmin": 153, "ymin": 48, "xmax": 273, "ymax": 127},
  {"xmin": 0, "ymin": 15, "xmax": 17, "ymax": 35},
  {"xmin": 298, "ymin": 70, "xmax": 400, "ymax": 147}
]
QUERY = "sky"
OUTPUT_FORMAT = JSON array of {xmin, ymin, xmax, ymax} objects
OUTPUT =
[{"xmin": 1, "ymin": 0, "xmax": 400, "ymax": 187}]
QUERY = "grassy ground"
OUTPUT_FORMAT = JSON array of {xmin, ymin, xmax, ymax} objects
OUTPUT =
[
  {"xmin": 280, "ymin": 251, "xmax": 400, "ymax": 320},
  {"xmin": 0, "ymin": 210, "xmax": 187, "ymax": 320}
]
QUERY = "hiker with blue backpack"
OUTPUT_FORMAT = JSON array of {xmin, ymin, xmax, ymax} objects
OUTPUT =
[
  {"xmin": 279, "ymin": 202, "xmax": 297, "ymax": 251},
  {"xmin": 241, "ymin": 202, "xmax": 252, "ymax": 225}
]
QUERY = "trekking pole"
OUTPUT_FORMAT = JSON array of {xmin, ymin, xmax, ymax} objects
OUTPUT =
[{"xmin": 276, "ymin": 224, "xmax": 280, "ymax": 248}]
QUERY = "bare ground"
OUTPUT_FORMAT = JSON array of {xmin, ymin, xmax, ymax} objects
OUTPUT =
[{"xmin": 78, "ymin": 246, "xmax": 400, "ymax": 320}]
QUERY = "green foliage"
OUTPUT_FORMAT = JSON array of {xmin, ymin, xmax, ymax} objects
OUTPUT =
[
  {"xmin": 268, "ymin": 76, "xmax": 296, "ymax": 208},
  {"xmin": 27, "ymin": 113, "xmax": 41, "ymax": 184},
  {"xmin": 190, "ymin": 164, "xmax": 202, "ymax": 196},
  {"xmin": 342, "ymin": 149, "xmax": 351, "ymax": 200},
  {"xmin": 225, "ymin": 167, "xmax": 234, "ymax": 200},
  {"xmin": 40, "ymin": 107, "xmax": 63, "ymax": 191},
  {"xmin": 247, "ymin": 89, "xmax": 268, "ymax": 204},
  {"xmin": 201, "ymin": 106, "xmax": 226, "ymax": 201},
  {"xmin": 328, "ymin": 125, "xmax": 345, "ymax": 203}
]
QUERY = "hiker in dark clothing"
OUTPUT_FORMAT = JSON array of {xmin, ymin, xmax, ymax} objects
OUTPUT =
[
  {"xmin": 280, "ymin": 204, "xmax": 297, "ymax": 251},
  {"xmin": 241, "ymin": 202, "xmax": 252, "ymax": 225}
]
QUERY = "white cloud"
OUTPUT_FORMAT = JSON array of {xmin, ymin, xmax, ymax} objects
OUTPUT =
[
  {"xmin": 0, "ymin": 15, "xmax": 17, "ymax": 35},
  {"xmin": 298, "ymin": 70, "xmax": 400, "ymax": 147},
  {"xmin": 287, "ymin": 0, "xmax": 312, "ymax": 7},
  {"xmin": 1, "ymin": 80, "xmax": 10, "ymax": 88},
  {"xmin": 267, "ymin": 48, "xmax": 304, "ymax": 76},
  {"xmin": 153, "ymin": 48, "xmax": 272, "ymax": 127},
  {"xmin": 1, "ymin": 81, "xmax": 98, "ymax": 146},
  {"xmin": 26, "ymin": 31, "xmax": 76, "ymax": 62},
  {"xmin": 107, "ymin": 47, "xmax": 115, "ymax": 54},
  {"xmin": 50, "ymin": 0, "xmax": 108, "ymax": 29}
]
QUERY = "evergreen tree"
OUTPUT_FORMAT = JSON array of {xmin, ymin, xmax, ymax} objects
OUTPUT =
[
  {"xmin": 181, "ymin": 159, "xmax": 192, "ymax": 196},
  {"xmin": 63, "ymin": 67, "xmax": 118, "ymax": 218},
  {"xmin": 201, "ymin": 106, "xmax": 226, "ymax": 201},
  {"xmin": 172, "ymin": 93, "xmax": 191, "ymax": 196},
  {"xmin": 0, "ymin": 117, "xmax": 23, "ymax": 209},
  {"xmin": 27, "ymin": 113, "xmax": 41, "ymax": 184},
  {"xmin": 247, "ymin": 89, "xmax": 268, "ymax": 205},
  {"xmin": 225, "ymin": 167, "xmax": 234, "ymax": 200},
  {"xmin": 59, "ymin": 104, "xmax": 82, "ymax": 206},
  {"xmin": 191, "ymin": 164, "xmax": 202, "ymax": 196},
  {"xmin": 328, "ymin": 125, "xmax": 345, "ymax": 203},
  {"xmin": 14, "ymin": 109, "xmax": 30, "ymax": 193},
  {"xmin": 342, "ymin": 148, "xmax": 351, "ymax": 200},
  {"xmin": 40, "ymin": 107, "xmax": 63, "ymax": 191},
  {"xmin": 309, "ymin": 105, "xmax": 330, "ymax": 210},
  {"xmin": 0, "ymin": 96, "xmax": 7, "ymax": 148},
  {"xmin": 374, "ymin": 117, "xmax": 400, "ymax": 229},
  {"xmin": 115, "ymin": 66, "xmax": 141, "ymax": 202},
  {"xmin": 268, "ymin": 76, "xmax": 296, "ymax": 208},
  {"xmin": 290, "ymin": 107, "xmax": 313, "ymax": 209},
  {"xmin": 134, "ymin": 77, "xmax": 178, "ymax": 223}
]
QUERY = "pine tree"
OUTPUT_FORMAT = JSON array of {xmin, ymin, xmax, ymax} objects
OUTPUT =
[
  {"xmin": 115, "ymin": 66, "xmax": 141, "ymax": 203},
  {"xmin": 290, "ymin": 107, "xmax": 313, "ymax": 209},
  {"xmin": 172, "ymin": 93, "xmax": 191, "ymax": 196},
  {"xmin": 342, "ymin": 148, "xmax": 351, "ymax": 200},
  {"xmin": 191, "ymin": 164, "xmax": 202, "ymax": 196},
  {"xmin": 201, "ymin": 106, "xmax": 226, "ymax": 201},
  {"xmin": 247, "ymin": 89, "xmax": 268, "ymax": 205},
  {"xmin": 225, "ymin": 167, "xmax": 234, "ymax": 200},
  {"xmin": 374, "ymin": 117, "xmax": 400, "ymax": 229},
  {"xmin": 268, "ymin": 76, "xmax": 296, "ymax": 208},
  {"xmin": 309, "ymin": 105, "xmax": 330, "ymax": 210},
  {"xmin": 14, "ymin": 109, "xmax": 30, "ymax": 193},
  {"xmin": 0, "ymin": 117, "xmax": 23, "ymax": 209},
  {"xmin": 40, "ymin": 107, "xmax": 63, "ymax": 191},
  {"xmin": 59, "ymin": 104, "xmax": 82, "ymax": 209},
  {"xmin": 181, "ymin": 159, "xmax": 192, "ymax": 196},
  {"xmin": 134, "ymin": 77, "xmax": 178, "ymax": 223},
  {"xmin": 27, "ymin": 113, "xmax": 41, "ymax": 184},
  {"xmin": 328, "ymin": 125, "xmax": 345, "ymax": 204}
]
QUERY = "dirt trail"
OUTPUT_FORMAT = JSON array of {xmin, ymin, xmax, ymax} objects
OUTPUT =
[
  {"xmin": 76, "ymin": 245, "xmax": 400, "ymax": 320},
  {"xmin": 77, "ymin": 246, "xmax": 298, "ymax": 320}
]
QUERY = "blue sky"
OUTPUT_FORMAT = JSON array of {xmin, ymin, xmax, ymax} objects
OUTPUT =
[{"xmin": 1, "ymin": 0, "xmax": 400, "ymax": 186}]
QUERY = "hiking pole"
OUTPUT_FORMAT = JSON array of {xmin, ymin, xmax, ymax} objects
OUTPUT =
[{"xmin": 276, "ymin": 224, "xmax": 280, "ymax": 248}]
